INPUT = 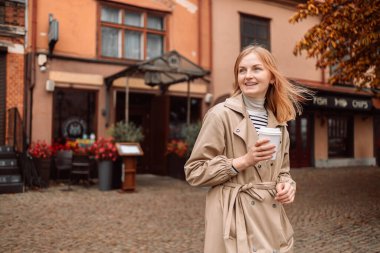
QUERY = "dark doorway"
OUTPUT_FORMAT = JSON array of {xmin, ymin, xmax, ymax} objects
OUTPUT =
[
  {"xmin": 116, "ymin": 92, "xmax": 161, "ymax": 174},
  {"xmin": 288, "ymin": 113, "xmax": 313, "ymax": 168}
]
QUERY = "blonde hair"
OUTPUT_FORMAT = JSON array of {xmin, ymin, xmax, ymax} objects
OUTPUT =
[{"xmin": 232, "ymin": 45, "xmax": 311, "ymax": 123}]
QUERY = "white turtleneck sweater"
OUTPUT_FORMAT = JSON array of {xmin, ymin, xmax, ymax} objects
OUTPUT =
[{"xmin": 243, "ymin": 94, "xmax": 268, "ymax": 131}]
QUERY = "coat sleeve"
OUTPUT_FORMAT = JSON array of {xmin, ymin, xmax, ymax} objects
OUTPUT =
[
  {"xmin": 277, "ymin": 127, "xmax": 296, "ymax": 190},
  {"xmin": 184, "ymin": 108, "xmax": 237, "ymax": 187}
]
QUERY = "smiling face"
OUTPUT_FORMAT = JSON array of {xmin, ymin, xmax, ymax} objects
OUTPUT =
[{"xmin": 237, "ymin": 52, "xmax": 274, "ymax": 99}]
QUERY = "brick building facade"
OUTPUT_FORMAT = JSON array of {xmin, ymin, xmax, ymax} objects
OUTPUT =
[{"xmin": 0, "ymin": 0, "xmax": 26, "ymax": 145}]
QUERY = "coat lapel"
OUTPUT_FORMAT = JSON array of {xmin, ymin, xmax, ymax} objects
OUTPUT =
[
  {"xmin": 225, "ymin": 94, "xmax": 258, "ymax": 151},
  {"xmin": 225, "ymin": 94, "xmax": 288, "ymax": 182}
]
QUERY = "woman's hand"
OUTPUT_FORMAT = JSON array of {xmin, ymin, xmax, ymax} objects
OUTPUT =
[
  {"xmin": 275, "ymin": 181, "xmax": 295, "ymax": 204},
  {"xmin": 245, "ymin": 139, "xmax": 276, "ymax": 165},
  {"xmin": 232, "ymin": 139, "xmax": 276, "ymax": 172}
]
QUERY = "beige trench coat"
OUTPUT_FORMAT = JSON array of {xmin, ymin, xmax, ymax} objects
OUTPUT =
[{"xmin": 185, "ymin": 94, "xmax": 295, "ymax": 253}]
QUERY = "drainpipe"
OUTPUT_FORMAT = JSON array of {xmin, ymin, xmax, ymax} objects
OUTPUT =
[
  {"xmin": 26, "ymin": 0, "xmax": 37, "ymax": 145},
  {"xmin": 23, "ymin": 0, "xmax": 29, "ymax": 151}
]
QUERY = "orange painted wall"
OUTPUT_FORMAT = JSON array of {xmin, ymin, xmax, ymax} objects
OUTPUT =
[
  {"xmin": 211, "ymin": 0, "xmax": 321, "ymax": 99},
  {"xmin": 30, "ymin": 0, "xmax": 97, "ymax": 58}
]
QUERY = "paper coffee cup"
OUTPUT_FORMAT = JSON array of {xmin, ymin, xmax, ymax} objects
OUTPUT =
[{"xmin": 257, "ymin": 127, "xmax": 281, "ymax": 160}]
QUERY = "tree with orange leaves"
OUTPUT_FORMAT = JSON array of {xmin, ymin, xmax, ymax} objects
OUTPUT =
[{"xmin": 289, "ymin": 0, "xmax": 380, "ymax": 93}]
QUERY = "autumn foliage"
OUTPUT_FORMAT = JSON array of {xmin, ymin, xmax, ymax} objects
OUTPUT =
[{"xmin": 290, "ymin": 0, "xmax": 380, "ymax": 92}]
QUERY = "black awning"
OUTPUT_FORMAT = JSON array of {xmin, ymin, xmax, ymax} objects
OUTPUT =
[{"xmin": 104, "ymin": 50, "xmax": 210, "ymax": 90}]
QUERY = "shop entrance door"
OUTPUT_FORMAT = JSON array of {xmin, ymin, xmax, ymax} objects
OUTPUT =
[
  {"xmin": 116, "ymin": 92, "xmax": 169, "ymax": 175},
  {"xmin": 288, "ymin": 113, "xmax": 312, "ymax": 168}
]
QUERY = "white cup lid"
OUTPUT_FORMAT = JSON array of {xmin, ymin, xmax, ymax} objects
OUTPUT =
[{"xmin": 257, "ymin": 127, "xmax": 281, "ymax": 135}]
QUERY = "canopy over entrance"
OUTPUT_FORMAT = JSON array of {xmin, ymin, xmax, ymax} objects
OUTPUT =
[
  {"xmin": 105, "ymin": 50, "xmax": 210, "ymax": 91},
  {"xmin": 104, "ymin": 50, "xmax": 210, "ymax": 125}
]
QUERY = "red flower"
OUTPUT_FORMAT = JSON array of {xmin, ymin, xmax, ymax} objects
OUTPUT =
[
  {"xmin": 90, "ymin": 137, "xmax": 118, "ymax": 161},
  {"xmin": 166, "ymin": 139, "xmax": 188, "ymax": 158},
  {"xmin": 28, "ymin": 140, "xmax": 53, "ymax": 159}
]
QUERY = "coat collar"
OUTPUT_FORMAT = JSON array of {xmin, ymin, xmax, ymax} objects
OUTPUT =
[{"xmin": 224, "ymin": 93, "xmax": 287, "ymax": 127}]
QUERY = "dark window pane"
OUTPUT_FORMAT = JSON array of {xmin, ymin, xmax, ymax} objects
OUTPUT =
[
  {"xmin": 169, "ymin": 97, "xmax": 201, "ymax": 139},
  {"xmin": 328, "ymin": 115, "xmax": 353, "ymax": 158},
  {"xmin": 240, "ymin": 14, "xmax": 270, "ymax": 50},
  {"xmin": 53, "ymin": 89, "xmax": 97, "ymax": 141}
]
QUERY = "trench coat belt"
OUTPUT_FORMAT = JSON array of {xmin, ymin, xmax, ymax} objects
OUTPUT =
[{"xmin": 222, "ymin": 181, "xmax": 277, "ymax": 253}]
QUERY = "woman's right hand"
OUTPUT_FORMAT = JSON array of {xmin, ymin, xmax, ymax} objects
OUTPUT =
[
  {"xmin": 245, "ymin": 138, "xmax": 276, "ymax": 165},
  {"xmin": 232, "ymin": 139, "xmax": 276, "ymax": 172}
]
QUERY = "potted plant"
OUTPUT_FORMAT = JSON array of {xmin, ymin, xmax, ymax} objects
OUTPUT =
[
  {"xmin": 166, "ymin": 122, "xmax": 201, "ymax": 180},
  {"xmin": 90, "ymin": 137, "xmax": 118, "ymax": 191},
  {"xmin": 108, "ymin": 121, "xmax": 144, "ymax": 143},
  {"xmin": 28, "ymin": 140, "xmax": 53, "ymax": 187}
]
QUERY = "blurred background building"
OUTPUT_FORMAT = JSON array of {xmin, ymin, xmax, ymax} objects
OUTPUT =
[
  {"xmin": 1, "ymin": 0, "xmax": 379, "ymax": 176},
  {"xmin": 0, "ymin": 0, "xmax": 26, "ymax": 149}
]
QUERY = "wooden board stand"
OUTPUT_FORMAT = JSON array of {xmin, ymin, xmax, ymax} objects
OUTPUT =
[{"xmin": 116, "ymin": 143, "xmax": 144, "ymax": 192}]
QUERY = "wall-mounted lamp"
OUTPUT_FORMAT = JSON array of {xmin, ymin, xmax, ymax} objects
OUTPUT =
[
  {"xmin": 204, "ymin": 93, "xmax": 213, "ymax": 105},
  {"xmin": 38, "ymin": 54, "xmax": 48, "ymax": 72}
]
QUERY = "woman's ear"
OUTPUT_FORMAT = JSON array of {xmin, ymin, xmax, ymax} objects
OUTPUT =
[{"xmin": 269, "ymin": 75, "xmax": 275, "ymax": 85}]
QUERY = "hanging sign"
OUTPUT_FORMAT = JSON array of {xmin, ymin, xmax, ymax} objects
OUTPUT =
[{"xmin": 312, "ymin": 95, "xmax": 372, "ymax": 111}]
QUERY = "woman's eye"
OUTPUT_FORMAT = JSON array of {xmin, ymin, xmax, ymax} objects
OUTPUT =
[{"xmin": 239, "ymin": 69, "xmax": 246, "ymax": 74}]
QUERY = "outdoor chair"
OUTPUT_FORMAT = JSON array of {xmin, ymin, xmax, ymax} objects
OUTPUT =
[
  {"xmin": 54, "ymin": 150, "xmax": 73, "ymax": 190},
  {"xmin": 71, "ymin": 154, "xmax": 92, "ymax": 186}
]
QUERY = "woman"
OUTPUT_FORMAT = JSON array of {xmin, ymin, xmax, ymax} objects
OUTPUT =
[{"xmin": 185, "ymin": 45, "xmax": 310, "ymax": 253}]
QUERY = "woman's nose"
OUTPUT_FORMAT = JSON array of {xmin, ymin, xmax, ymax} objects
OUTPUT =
[{"xmin": 245, "ymin": 70, "xmax": 254, "ymax": 78}]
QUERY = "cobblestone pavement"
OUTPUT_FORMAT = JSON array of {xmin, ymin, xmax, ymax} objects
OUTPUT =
[{"xmin": 0, "ymin": 167, "xmax": 379, "ymax": 253}]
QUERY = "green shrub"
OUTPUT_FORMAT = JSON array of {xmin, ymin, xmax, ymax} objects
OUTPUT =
[
  {"xmin": 108, "ymin": 121, "xmax": 144, "ymax": 143},
  {"xmin": 181, "ymin": 122, "xmax": 201, "ymax": 157}
]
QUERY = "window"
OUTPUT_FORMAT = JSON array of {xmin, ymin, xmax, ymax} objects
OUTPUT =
[
  {"xmin": 53, "ymin": 89, "xmax": 97, "ymax": 141},
  {"xmin": 100, "ymin": 4, "xmax": 166, "ymax": 60},
  {"xmin": 169, "ymin": 96, "xmax": 202, "ymax": 139},
  {"xmin": 328, "ymin": 115, "xmax": 353, "ymax": 158},
  {"xmin": 240, "ymin": 14, "xmax": 270, "ymax": 50}
]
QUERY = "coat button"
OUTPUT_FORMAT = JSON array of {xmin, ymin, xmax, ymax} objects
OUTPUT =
[
  {"xmin": 270, "ymin": 163, "xmax": 273, "ymax": 166},
  {"xmin": 251, "ymin": 200, "xmax": 255, "ymax": 205},
  {"xmin": 273, "ymin": 250, "xmax": 277, "ymax": 253},
  {"xmin": 272, "ymin": 204, "xmax": 277, "ymax": 208},
  {"xmin": 258, "ymin": 165, "xmax": 261, "ymax": 168},
  {"xmin": 252, "ymin": 247, "xmax": 257, "ymax": 252},
  {"xmin": 236, "ymin": 129, "xmax": 240, "ymax": 132}
]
